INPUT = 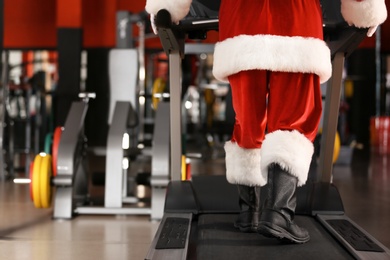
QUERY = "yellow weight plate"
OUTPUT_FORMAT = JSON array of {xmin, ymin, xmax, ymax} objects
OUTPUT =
[
  {"xmin": 333, "ymin": 131, "xmax": 341, "ymax": 164},
  {"xmin": 317, "ymin": 129, "xmax": 341, "ymax": 164},
  {"xmin": 29, "ymin": 161, "xmax": 34, "ymax": 201},
  {"xmin": 181, "ymin": 155, "xmax": 186, "ymax": 181},
  {"xmin": 152, "ymin": 78, "xmax": 166, "ymax": 110},
  {"xmin": 40, "ymin": 155, "xmax": 52, "ymax": 208},
  {"xmin": 32, "ymin": 154, "xmax": 43, "ymax": 208}
]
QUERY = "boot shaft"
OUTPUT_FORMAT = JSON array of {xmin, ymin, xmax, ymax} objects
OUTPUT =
[
  {"xmin": 237, "ymin": 185, "xmax": 261, "ymax": 212},
  {"xmin": 235, "ymin": 185, "xmax": 261, "ymax": 232},
  {"xmin": 265, "ymin": 163, "xmax": 298, "ymax": 220}
]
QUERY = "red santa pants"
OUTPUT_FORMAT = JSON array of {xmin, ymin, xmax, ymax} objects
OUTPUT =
[{"xmin": 228, "ymin": 70, "xmax": 322, "ymax": 149}]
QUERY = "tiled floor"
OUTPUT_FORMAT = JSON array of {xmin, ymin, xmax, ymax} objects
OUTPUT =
[
  {"xmin": 0, "ymin": 180, "xmax": 160, "ymax": 260},
  {"xmin": 0, "ymin": 146, "xmax": 389, "ymax": 260}
]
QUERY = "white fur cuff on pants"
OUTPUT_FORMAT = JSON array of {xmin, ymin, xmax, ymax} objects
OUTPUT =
[
  {"xmin": 260, "ymin": 130, "xmax": 314, "ymax": 186},
  {"xmin": 224, "ymin": 141, "xmax": 266, "ymax": 186}
]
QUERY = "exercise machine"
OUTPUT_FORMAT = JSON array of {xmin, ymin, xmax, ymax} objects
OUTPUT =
[
  {"xmin": 52, "ymin": 93, "xmax": 93, "ymax": 218},
  {"xmin": 51, "ymin": 11, "xmax": 169, "ymax": 219},
  {"xmin": 112, "ymin": 10, "xmax": 147, "ymax": 147},
  {"xmin": 51, "ymin": 95, "xmax": 170, "ymax": 219},
  {"xmin": 145, "ymin": 1, "xmax": 390, "ymax": 259}
]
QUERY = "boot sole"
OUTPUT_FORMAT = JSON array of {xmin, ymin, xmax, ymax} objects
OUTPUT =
[{"xmin": 258, "ymin": 222, "xmax": 310, "ymax": 244}]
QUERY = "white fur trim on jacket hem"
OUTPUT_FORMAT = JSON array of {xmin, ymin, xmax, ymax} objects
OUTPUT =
[
  {"xmin": 260, "ymin": 130, "xmax": 314, "ymax": 186},
  {"xmin": 224, "ymin": 141, "xmax": 266, "ymax": 186},
  {"xmin": 341, "ymin": 0, "xmax": 387, "ymax": 28},
  {"xmin": 212, "ymin": 34, "xmax": 332, "ymax": 84},
  {"xmin": 145, "ymin": 0, "xmax": 192, "ymax": 23}
]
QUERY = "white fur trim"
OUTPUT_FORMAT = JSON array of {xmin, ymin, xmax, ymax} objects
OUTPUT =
[
  {"xmin": 145, "ymin": 0, "xmax": 192, "ymax": 23},
  {"xmin": 260, "ymin": 130, "xmax": 314, "ymax": 187},
  {"xmin": 213, "ymin": 34, "xmax": 332, "ymax": 84},
  {"xmin": 341, "ymin": 0, "xmax": 387, "ymax": 28},
  {"xmin": 224, "ymin": 141, "xmax": 266, "ymax": 186}
]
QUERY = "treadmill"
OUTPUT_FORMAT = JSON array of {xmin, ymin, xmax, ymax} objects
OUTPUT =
[{"xmin": 145, "ymin": 1, "xmax": 390, "ymax": 259}]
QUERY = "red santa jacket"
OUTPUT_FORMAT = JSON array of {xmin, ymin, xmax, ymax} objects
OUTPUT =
[{"xmin": 146, "ymin": 0, "xmax": 387, "ymax": 84}]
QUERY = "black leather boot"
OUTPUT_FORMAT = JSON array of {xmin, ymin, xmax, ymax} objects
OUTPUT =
[
  {"xmin": 258, "ymin": 164, "xmax": 310, "ymax": 243},
  {"xmin": 234, "ymin": 185, "xmax": 261, "ymax": 232}
]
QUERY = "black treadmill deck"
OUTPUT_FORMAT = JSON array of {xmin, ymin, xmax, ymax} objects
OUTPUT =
[{"xmin": 191, "ymin": 214, "xmax": 354, "ymax": 260}]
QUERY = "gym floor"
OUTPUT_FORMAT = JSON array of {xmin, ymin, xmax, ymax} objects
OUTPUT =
[{"xmin": 0, "ymin": 146, "xmax": 389, "ymax": 260}]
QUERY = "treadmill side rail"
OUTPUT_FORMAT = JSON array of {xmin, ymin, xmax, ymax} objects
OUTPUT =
[
  {"xmin": 318, "ymin": 215, "xmax": 390, "ymax": 260},
  {"xmin": 145, "ymin": 213, "xmax": 193, "ymax": 260}
]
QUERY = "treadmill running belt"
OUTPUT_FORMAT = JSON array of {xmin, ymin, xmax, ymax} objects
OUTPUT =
[
  {"xmin": 195, "ymin": 214, "xmax": 354, "ymax": 260},
  {"xmin": 326, "ymin": 219, "xmax": 385, "ymax": 252}
]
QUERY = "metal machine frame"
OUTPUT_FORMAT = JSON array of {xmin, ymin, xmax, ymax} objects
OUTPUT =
[{"xmin": 53, "ymin": 98, "xmax": 169, "ymax": 219}]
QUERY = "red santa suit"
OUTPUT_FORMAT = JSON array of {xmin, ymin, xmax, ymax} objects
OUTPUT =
[{"xmin": 146, "ymin": 0, "xmax": 387, "ymax": 187}]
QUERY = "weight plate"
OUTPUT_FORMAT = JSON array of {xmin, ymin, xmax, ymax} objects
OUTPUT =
[
  {"xmin": 152, "ymin": 78, "xmax": 166, "ymax": 110},
  {"xmin": 333, "ymin": 131, "xmax": 341, "ymax": 164},
  {"xmin": 44, "ymin": 133, "xmax": 53, "ymax": 154},
  {"xmin": 317, "ymin": 129, "xmax": 341, "ymax": 164},
  {"xmin": 32, "ymin": 154, "xmax": 43, "ymax": 208},
  {"xmin": 29, "ymin": 161, "xmax": 34, "ymax": 201},
  {"xmin": 52, "ymin": 126, "xmax": 63, "ymax": 176},
  {"xmin": 181, "ymin": 155, "xmax": 186, "ymax": 181},
  {"xmin": 40, "ymin": 155, "xmax": 52, "ymax": 208}
]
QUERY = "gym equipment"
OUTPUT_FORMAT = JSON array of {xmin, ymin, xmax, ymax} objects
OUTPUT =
[
  {"xmin": 31, "ymin": 153, "xmax": 52, "ymax": 208},
  {"xmin": 44, "ymin": 133, "xmax": 53, "ymax": 154},
  {"xmin": 51, "ymin": 93, "xmax": 93, "ymax": 219},
  {"xmin": 51, "ymin": 126, "xmax": 62, "ymax": 176},
  {"xmin": 113, "ymin": 10, "xmax": 147, "ymax": 146},
  {"xmin": 32, "ymin": 154, "xmax": 43, "ymax": 208},
  {"xmin": 50, "ymin": 11, "xmax": 169, "ymax": 219},
  {"xmin": 76, "ymin": 100, "xmax": 153, "ymax": 216},
  {"xmin": 51, "ymin": 92, "xmax": 168, "ymax": 219},
  {"xmin": 29, "ymin": 124, "xmax": 62, "ymax": 208},
  {"xmin": 39, "ymin": 154, "xmax": 52, "ymax": 208},
  {"xmin": 145, "ymin": 1, "xmax": 390, "ymax": 259},
  {"xmin": 29, "ymin": 161, "xmax": 34, "ymax": 200},
  {"xmin": 4, "ymin": 78, "xmax": 34, "ymax": 178},
  {"xmin": 0, "ymin": 51, "xmax": 9, "ymax": 180},
  {"xmin": 151, "ymin": 77, "xmax": 167, "ymax": 110},
  {"xmin": 315, "ymin": 129, "xmax": 341, "ymax": 164}
]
